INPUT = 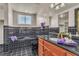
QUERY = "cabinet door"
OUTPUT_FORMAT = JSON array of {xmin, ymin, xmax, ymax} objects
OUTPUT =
[
  {"xmin": 44, "ymin": 40, "xmax": 66, "ymax": 56},
  {"xmin": 38, "ymin": 43, "xmax": 44, "ymax": 56},
  {"xmin": 44, "ymin": 46, "xmax": 55, "ymax": 56},
  {"xmin": 38, "ymin": 38, "xmax": 44, "ymax": 56}
]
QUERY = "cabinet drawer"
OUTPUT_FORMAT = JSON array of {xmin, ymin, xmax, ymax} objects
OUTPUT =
[
  {"xmin": 44, "ymin": 40, "xmax": 66, "ymax": 56},
  {"xmin": 38, "ymin": 42, "xmax": 44, "ymax": 56},
  {"xmin": 44, "ymin": 46, "xmax": 57, "ymax": 56},
  {"xmin": 44, "ymin": 48, "xmax": 52, "ymax": 56}
]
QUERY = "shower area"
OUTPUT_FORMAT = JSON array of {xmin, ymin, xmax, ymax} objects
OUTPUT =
[
  {"xmin": 2, "ymin": 26, "xmax": 49, "ymax": 56},
  {"xmin": 3, "ymin": 26, "xmax": 38, "ymax": 56}
]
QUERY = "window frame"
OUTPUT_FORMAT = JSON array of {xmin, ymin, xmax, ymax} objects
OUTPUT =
[
  {"xmin": 18, "ymin": 15, "xmax": 32, "ymax": 25},
  {"xmin": 13, "ymin": 10, "xmax": 37, "ymax": 26}
]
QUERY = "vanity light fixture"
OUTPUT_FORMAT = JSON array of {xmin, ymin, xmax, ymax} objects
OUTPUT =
[{"xmin": 60, "ymin": 3, "xmax": 65, "ymax": 7}]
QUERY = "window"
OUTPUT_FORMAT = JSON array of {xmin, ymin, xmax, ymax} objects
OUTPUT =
[{"xmin": 18, "ymin": 15, "xmax": 32, "ymax": 25}]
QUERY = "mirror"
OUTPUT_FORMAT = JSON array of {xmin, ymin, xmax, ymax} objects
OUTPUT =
[
  {"xmin": 75, "ymin": 8, "xmax": 79, "ymax": 34},
  {"xmin": 58, "ymin": 12, "xmax": 69, "ymax": 33}
]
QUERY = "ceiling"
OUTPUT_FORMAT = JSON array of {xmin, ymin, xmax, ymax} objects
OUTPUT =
[
  {"xmin": 0, "ymin": 3, "xmax": 79, "ymax": 15},
  {"xmin": 53, "ymin": 3, "xmax": 79, "ymax": 13}
]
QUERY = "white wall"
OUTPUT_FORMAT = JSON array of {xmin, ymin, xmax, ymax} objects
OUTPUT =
[
  {"xmin": 37, "ymin": 15, "xmax": 49, "ymax": 27},
  {"xmin": 56, "ymin": 5, "xmax": 79, "ymax": 27},
  {"xmin": 3, "ymin": 4, "xmax": 79, "ymax": 27},
  {"xmin": 8, "ymin": 4, "xmax": 13, "ymax": 26},
  {"xmin": 0, "ymin": 4, "xmax": 4, "ymax": 44},
  {"xmin": 50, "ymin": 4, "xmax": 79, "ymax": 28},
  {"xmin": 0, "ymin": 9, "xmax": 4, "ymax": 20},
  {"xmin": 0, "ymin": 21, "xmax": 4, "ymax": 44},
  {"xmin": 0, "ymin": 3, "xmax": 11, "ymax": 44},
  {"xmin": 68, "ymin": 8, "xmax": 75, "ymax": 27},
  {"xmin": 50, "ymin": 15, "xmax": 58, "ymax": 27},
  {"xmin": 2, "ymin": 4, "xmax": 79, "ymax": 27},
  {"xmin": 7, "ymin": 4, "xmax": 50, "ymax": 27},
  {"xmin": 0, "ymin": 4, "xmax": 8, "ymax": 25}
]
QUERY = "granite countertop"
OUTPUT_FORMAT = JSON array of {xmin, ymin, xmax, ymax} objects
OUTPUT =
[{"xmin": 38, "ymin": 35, "xmax": 79, "ymax": 56}]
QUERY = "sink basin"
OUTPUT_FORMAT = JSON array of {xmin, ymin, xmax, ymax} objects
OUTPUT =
[
  {"xmin": 64, "ymin": 38, "xmax": 78, "ymax": 46},
  {"xmin": 49, "ymin": 37, "xmax": 78, "ymax": 46},
  {"xmin": 49, "ymin": 38, "xmax": 65, "ymax": 44}
]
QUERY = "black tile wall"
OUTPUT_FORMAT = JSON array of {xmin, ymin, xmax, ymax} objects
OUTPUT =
[
  {"xmin": 3, "ymin": 26, "xmax": 60, "ymax": 52},
  {"xmin": 3, "ymin": 26, "xmax": 49, "ymax": 52},
  {"xmin": 49, "ymin": 27, "xmax": 59, "ymax": 33},
  {"xmin": 68, "ymin": 27, "xmax": 76, "ymax": 34}
]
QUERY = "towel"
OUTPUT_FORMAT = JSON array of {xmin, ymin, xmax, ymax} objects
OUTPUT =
[{"xmin": 10, "ymin": 36, "xmax": 17, "ymax": 42}]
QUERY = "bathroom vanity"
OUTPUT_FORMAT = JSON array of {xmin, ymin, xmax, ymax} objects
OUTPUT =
[{"xmin": 38, "ymin": 35, "xmax": 79, "ymax": 56}]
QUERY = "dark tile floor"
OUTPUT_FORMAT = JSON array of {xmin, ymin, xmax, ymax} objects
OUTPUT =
[{"xmin": 0, "ymin": 45, "xmax": 37, "ymax": 56}]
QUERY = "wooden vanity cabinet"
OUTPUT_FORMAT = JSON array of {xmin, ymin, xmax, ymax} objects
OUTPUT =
[
  {"xmin": 43, "ymin": 46, "xmax": 53, "ymax": 56},
  {"xmin": 38, "ymin": 38, "xmax": 76, "ymax": 56},
  {"xmin": 44, "ymin": 40, "xmax": 66, "ymax": 56}
]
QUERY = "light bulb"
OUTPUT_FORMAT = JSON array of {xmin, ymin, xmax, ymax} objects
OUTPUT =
[
  {"xmin": 50, "ymin": 4, "xmax": 54, "ymax": 8},
  {"xmin": 60, "ymin": 3, "xmax": 65, "ymax": 7},
  {"xmin": 55, "ymin": 6, "xmax": 59, "ymax": 10}
]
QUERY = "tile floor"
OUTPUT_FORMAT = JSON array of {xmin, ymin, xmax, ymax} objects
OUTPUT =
[{"xmin": 0, "ymin": 45, "xmax": 37, "ymax": 56}]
